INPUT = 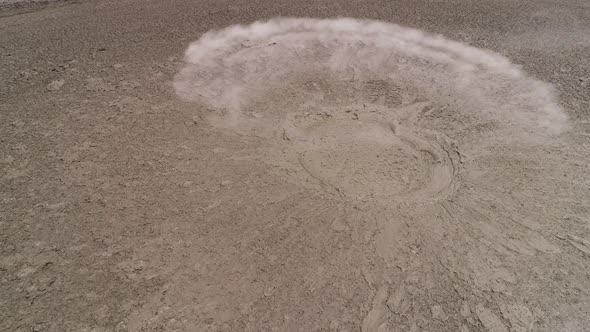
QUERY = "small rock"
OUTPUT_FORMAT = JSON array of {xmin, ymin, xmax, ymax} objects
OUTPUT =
[
  {"xmin": 264, "ymin": 286, "xmax": 274, "ymax": 297},
  {"xmin": 113, "ymin": 64, "xmax": 123, "ymax": 69},
  {"xmin": 386, "ymin": 285, "xmax": 409, "ymax": 315},
  {"xmin": 409, "ymin": 243, "xmax": 421, "ymax": 254},
  {"xmin": 47, "ymin": 79, "xmax": 65, "ymax": 91},
  {"xmin": 330, "ymin": 218, "xmax": 347, "ymax": 232},
  {"xmin": 431, "ymin": 305, "xmax": 448, "ymax": 321}
]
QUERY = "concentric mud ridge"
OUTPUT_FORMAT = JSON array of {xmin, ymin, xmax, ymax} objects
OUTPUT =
[
  {"xmin": 174, "ymin": 18, "xmax": 569, "ymax": 203},
  {"xmin": 264, "ymin": 101, "xmax": 458, "ymax": 203}
]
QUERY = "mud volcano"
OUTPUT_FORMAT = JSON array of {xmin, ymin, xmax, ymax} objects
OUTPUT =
[{"xmin": 175, "ymin": 18, "xmax": 567, "ymax": 205}]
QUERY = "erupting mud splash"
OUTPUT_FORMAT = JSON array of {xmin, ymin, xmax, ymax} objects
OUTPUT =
[{"xmin": 174, "ymin": 18, "xmax": 568, "ymax": 203}]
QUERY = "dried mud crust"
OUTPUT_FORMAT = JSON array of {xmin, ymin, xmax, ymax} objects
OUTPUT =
[{"xmin": 2, "ymin": 11, "xmax": 589, "ymax": 332}]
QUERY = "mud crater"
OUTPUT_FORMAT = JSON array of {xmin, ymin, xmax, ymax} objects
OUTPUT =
[{"xmin": 174, "ymin": 18, "xmax": 567, "ymax": 203}]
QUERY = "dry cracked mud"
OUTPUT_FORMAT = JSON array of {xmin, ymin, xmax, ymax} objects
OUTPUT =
[{"xmin": 1, "ymin": 2, "xmax": 590, "ymax": 332}]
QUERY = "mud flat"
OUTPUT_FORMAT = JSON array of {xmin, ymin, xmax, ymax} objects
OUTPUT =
[{"xmin": 1, "ymin": 2, "xmax": 589, "ymax": 332}]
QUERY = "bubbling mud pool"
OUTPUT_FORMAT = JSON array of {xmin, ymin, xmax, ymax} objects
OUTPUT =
[{"xmin": 174, "ymin": 18, "xmax": 568, "ymax": 203}]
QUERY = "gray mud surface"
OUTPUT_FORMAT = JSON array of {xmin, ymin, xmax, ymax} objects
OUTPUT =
[{"xmin": 1, "ymin": 1, "xmax": 589, "ymax": 331}]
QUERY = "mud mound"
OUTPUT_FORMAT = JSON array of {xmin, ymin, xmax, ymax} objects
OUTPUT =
[{"xmin": 174, "ymin": 18, "xmax": 567, "ymax": 203}]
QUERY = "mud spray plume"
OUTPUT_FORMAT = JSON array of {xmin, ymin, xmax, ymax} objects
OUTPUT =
[{"xmin": 174, "ymin": 18, "xmax": 568, "ymax": 142}]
